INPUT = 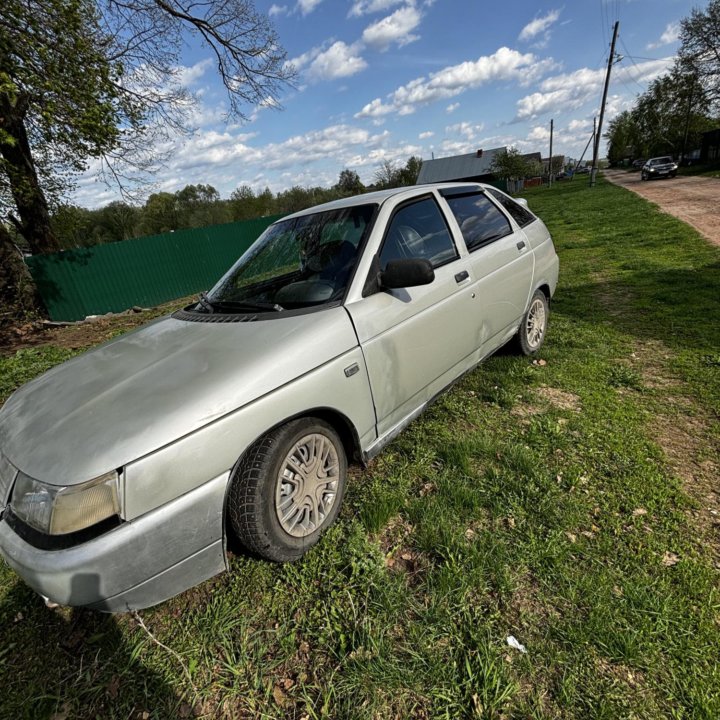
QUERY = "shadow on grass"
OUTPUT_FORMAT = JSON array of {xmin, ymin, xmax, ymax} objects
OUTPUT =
[
  {"xmin": 554, "ymin": 260, "xmax": 720, "ymax": 354},
  {"xmin": 0, "ymin": 578, "xmax": 182, "ymax": 719}
]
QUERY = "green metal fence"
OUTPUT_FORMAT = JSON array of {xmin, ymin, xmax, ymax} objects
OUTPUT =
[{"xmin": 26, "ymin": 215, "xmax": 283, "ymax": 321}]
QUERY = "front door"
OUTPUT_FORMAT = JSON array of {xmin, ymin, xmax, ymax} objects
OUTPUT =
[{"xmin": 346, "ymin": 195, "xmax": 479, "ymax": 439}]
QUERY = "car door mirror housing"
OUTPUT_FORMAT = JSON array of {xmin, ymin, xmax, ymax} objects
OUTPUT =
[{"xmin": 380, "ymin": 258, "xmax": 435, "ymax": 289}]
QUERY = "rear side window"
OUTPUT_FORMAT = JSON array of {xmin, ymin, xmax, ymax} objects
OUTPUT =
[
  {"xmin": 380, "ymin": 197, "xmax": 458, "ymax": 269},
  {"xmin": 444, "ymin": 192, "xmax": 512, "ymax": 252},
  {"xmin": 486, "ymin": 188, "xmax": 536, "ymax": 228}
]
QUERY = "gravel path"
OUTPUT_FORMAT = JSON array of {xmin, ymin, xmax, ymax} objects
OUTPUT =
[{"xmin": 603, "ymin": 169, "xmax": 720, "ymax": 248}]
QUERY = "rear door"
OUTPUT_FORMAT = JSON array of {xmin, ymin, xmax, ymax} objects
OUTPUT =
[
  {"xmin": 345, "ymin": 194, "xmax": 479, "ymax": 438},
  {"xmin": 438, "ymin": 188, "xmax": 535, "ymax": 353}
]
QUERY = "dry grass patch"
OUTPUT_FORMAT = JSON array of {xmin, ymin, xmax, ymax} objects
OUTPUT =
[{"xmin": 535, "ymin": 385, "xmax": 582, "ymax": 412}]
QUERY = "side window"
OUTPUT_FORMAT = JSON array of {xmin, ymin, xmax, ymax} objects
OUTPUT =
[
  {"xmin": 445, "ymin": 192, "xmax": 512, "ymax": 252},
  {"xmin": 379, "ymin": 197, "xmax": 458, "ymax": 269},
  {"xmin": 487, "ymin": 188, "xmax": 536, "ymax": 228}
]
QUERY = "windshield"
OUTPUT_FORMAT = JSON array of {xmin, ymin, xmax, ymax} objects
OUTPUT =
[
  {"xmin": 201, "ymin": 204, "xmax": 376, "ymax": 312},
  {"xmin": 652, "ymin": 157, "xmax": 673, "ymax": 165}
]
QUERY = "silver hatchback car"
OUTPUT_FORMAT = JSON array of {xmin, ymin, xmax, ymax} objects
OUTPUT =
[{"xmin": 0, "ymin": 183, "xmax": 558, "ymax": 611}]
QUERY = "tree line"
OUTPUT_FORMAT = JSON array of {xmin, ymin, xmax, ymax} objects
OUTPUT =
[
  {"xmin": 47, "ymin": 157, "xmax": 422, "ymax": 250},
  {"xmin": 606, "ymin": 1, "xmax": 720, "ymax": 165}
]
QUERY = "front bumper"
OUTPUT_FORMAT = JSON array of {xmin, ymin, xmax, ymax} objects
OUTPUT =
[{"xmin": 0, "ymin": 472, "xmax": 229, "ymax": 612}]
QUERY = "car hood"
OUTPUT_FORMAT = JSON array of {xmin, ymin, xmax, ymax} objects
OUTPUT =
[{"xmin": 0, "ymin": 308, "xmax": 358, "ymax": 487}]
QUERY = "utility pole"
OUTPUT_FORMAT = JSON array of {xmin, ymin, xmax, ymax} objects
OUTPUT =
[
  {"xmin": 591, "ymin": 20, "xmax": 619, "ymax": 187},
  {"xmin": 549, "ymin": 118, "xmax": 554, "ymax": 187}
]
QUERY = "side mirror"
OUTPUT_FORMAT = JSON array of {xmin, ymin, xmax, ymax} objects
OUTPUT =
[
  {"xmin": 380, "ymin": 258, "xmax": 434, "ymax": 289},
  {"xmin": 516, "ymin": 197, "xmax": 529, "ymax": 207}
]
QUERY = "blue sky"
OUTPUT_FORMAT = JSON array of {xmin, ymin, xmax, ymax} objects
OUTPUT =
[{"xmin": 75, "ymin": 0, "xmax": 697, "ymax": 207}]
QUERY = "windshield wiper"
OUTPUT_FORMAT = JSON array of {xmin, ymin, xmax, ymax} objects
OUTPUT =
[
  {"xmin": 205, "ymin": 299, "xmax": 284, "ymax": 313},
  {"xmin": 196, "ymin": 291, "xmax": 215, "ymax": 314}
]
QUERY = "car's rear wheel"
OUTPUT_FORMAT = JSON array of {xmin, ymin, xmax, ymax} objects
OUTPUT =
[
  {"xmin": 227, "ymin": 418, "xmax": 347, "ymax": 562},
  {"xmin": 515, "ymin": 289, "xmax": 549, "ymax": 355}
]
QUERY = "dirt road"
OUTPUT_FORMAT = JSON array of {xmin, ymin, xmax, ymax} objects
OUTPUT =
[{"xmin": 603, "ymin": 169, "xmax": 720, "ymax": 247}]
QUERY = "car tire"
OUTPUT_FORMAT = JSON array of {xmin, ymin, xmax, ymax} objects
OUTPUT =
[
  {"xmin": 515, "ymin": 289, "xmax": 549, "ymax": 355},
  {"xmin": 641, "ymin": 172, "xmax": 647, "ymax": 181},
  {"xmin": 227, "ymin": 417, "xmax": 347, "ymax": 562}
]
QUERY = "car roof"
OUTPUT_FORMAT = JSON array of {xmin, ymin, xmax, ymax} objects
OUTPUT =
[{"xmin": 278, "ymin": 182, "xmax": 487, "ymax": 221}]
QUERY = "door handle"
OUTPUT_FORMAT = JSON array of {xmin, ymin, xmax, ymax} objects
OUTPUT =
[
  {"xmin": 454, "ymin": 270, "xmax": 469, "ymax": 283},
  {"xmin": 516, "ymin": 240, "xmax": 526, "ymax": 251}
]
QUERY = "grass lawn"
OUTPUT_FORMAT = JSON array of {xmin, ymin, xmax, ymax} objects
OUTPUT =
[{"xmin": 1, "ymin": 177, "xmax": 719, "ymax": 719}]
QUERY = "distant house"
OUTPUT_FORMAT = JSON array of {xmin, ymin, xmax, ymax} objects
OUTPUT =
[
  {"xmin": 417, "ymin": 148, "xmax": 545, "ymax": 193},
  {"xmin": 417, "ymin": 147, "xmax": 507, "ymax": 184}
]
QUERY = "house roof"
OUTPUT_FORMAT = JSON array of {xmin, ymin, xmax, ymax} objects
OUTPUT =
[{"xmin": 417, "ymin": 147, "xmax": 507, "ymax": 183}]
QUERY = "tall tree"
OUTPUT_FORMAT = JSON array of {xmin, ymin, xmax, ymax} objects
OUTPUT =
[
  {"xmin": 398, "ymin": 155, "xmax": 422, "ymax": 186},
  {"xmin": 678, "ymin": 0, "xmax": 720, "ymax": 109},
  {"xmin": 373, "ymin": 160, "xmax": 401, "ymax": 189},
  {"xmin": 606, "ymin": 111, "xmax": 641, "ymax": 165},
  {"xmin": 491, "ymin": 148, "xmax": 533, "ymax": 180},
  {"xmin": 0, "ymin": 0, "xmax": 293, "ymax": 317},
  {"xmin": 612, "ymin": 70, "xmax": 715, "ymax": 161},
  {"xmin": 0, "ymin": 0, "xmax": 126, "ymax": 255},
  {"xmin": 336, "ymin": 168, "xmax": 364, "ymax": 195}
]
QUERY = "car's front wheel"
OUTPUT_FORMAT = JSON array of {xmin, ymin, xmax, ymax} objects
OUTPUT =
[
  {"xmin": 515, "ymin": 289, "xmax": 549, "ymax": 355},
  {"xmin": 227, "ymin": 418, "xmax": 347, "ymax": 562}
]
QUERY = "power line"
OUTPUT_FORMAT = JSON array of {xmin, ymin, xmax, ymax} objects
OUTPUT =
[{"xmin": 599, "ymin": 0, "xmax": 608, "ymax": 47}]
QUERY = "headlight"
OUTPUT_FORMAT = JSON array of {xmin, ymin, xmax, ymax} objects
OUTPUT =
[{"xmin": 11, "ymin": 470, "xmax": 120, "ymax": 535}]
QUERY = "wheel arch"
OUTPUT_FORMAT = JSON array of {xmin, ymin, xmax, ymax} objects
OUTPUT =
[
  {"xmin": 221, "ymin": 406, "xmax": 362, "ymax": 555},
  {"xmin": 221, "ymin": 407, "xmax": 363, "ymax": 541},
  {"xmin": 536, "ymin": 283, "xmax": 551, "ymax": 301}
]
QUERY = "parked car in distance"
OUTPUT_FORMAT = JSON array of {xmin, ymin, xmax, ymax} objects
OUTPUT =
[
  {"xmin": 0, "ymin": 183, "xmax": 559, "ymax": 611},
  {"xmin": 641, "ymin": 156, "xmax": 678, "ymax": 180},
  {"xmin": 632, "ymin": 159, "xmax": 646, "ymax": 170}
]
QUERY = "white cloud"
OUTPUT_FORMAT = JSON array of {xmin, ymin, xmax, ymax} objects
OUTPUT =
[
  {"xmin": 568, "ymin": 118, "xmax": 592, "ymax": 133},
  {"xmin": 419, "ymin": 130, "xmax": 434, "ymax": 139},
  {"xmin": 445, "ymin": 121, "xmax": 485, "ymax": 140},
  {"xmin": 74, "ymin": 118, "xmax": 418, "ymax": 207},
  {"xmin": 247, "ymin": 96, "xmax": 282, "ymax": 123},
  {"xmin": 287, "ymin": 45, "xmax": 322, "ymax": 73},
  {"xmin": 162, "ymin": 124, "xmax": 395, "ymax": 185},
  {"xmin": 177, "ymin": 59, "xmax": 213, "ymax": 86},
  {"xmin": 269, "ymin": 4, "xmax": 288, "ymax": 16},
  {"xmin": 356, "ymin": 97, "xmax": 395, "ymax": 118},
  {"xmin": 446, "ymin": 102, "xmax": 460, "ymax": 113},
  {"xmin": 515, "ymin": 58, "xmax": 672, "ymax": 120},
  {"xmin": 519, "ymin": 9, "xmax": 561, "ymax": 42},
  {"xmin": 362, "ymin": 5, "xmax": 422, "ymax": 50},
  {"xmin": 289, "ymin": 41, "xmax": 367, "ymax": 81},
  {"xmin": 307, "ymin": 42, "xmax": 367, "ymax": 80},
  {"xmin": 647, "ymin": 22, "xmax": 680, "ymax": 49},
  {"xmin": 356, "ymin": 47, "xmax": 554, "ymax": 118},
  {"xmin": 297, "ymin": 0, "xmax": 324, "ymax": 14},
  {"xmin": 349, "ymin": 0, "xmax": 405, "ymax": 18},
  {"xmin": 527, "ymin": 125, "xmax": 550, "ymax": 143}
]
